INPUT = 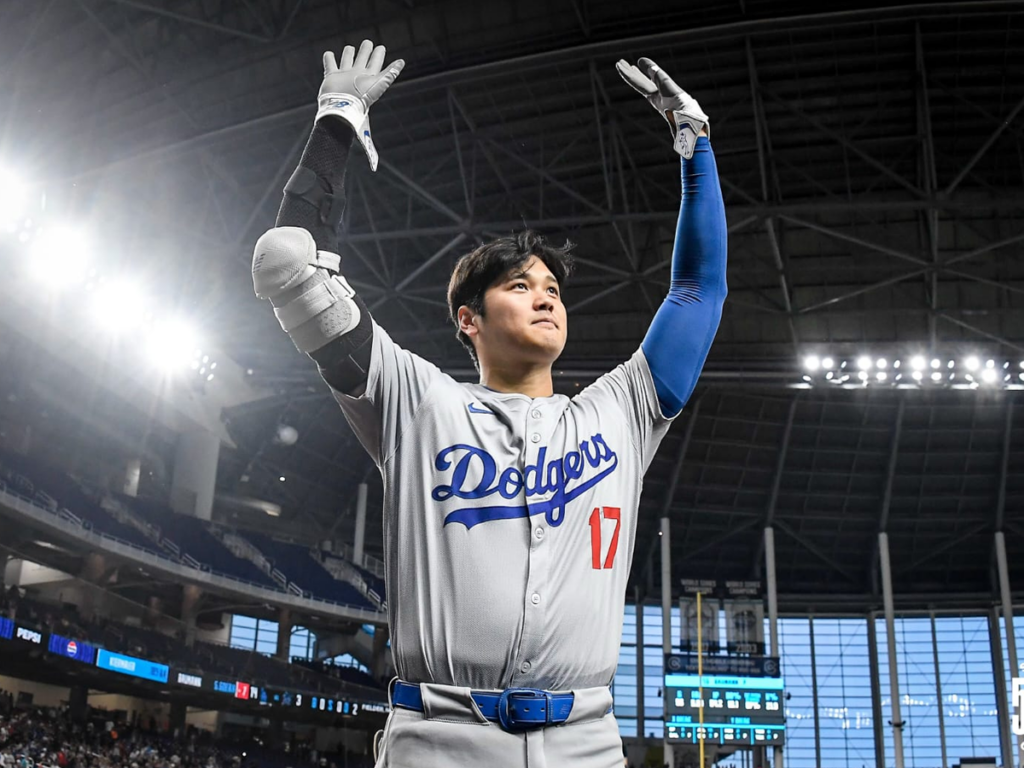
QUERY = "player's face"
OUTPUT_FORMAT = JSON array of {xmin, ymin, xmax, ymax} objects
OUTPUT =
[{"xmin": 471, "ymin": 257, "xmax": 567, "ymax": 366}]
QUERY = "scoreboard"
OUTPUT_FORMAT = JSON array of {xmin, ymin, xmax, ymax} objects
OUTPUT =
[{"xmin": 664, "ymin": 655, "xmax": 785, "ymax": 746}]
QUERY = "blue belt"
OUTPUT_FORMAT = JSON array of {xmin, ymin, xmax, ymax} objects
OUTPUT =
[{"xmin": 392, "ymin": 680, "xmax": 575, "ymax": 733}]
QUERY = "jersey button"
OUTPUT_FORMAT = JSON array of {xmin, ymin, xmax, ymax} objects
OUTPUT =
[
  {"xmin": 530, "ymin": 433, "xmax": 541, "ymax": 443},
  {"xmin": 535, "ymin": 527, "xmax": 545, "ymax": 540},
  {"xmin": 531, "ymin": 593, "xmax": 541, "ymax": 605},
  {"xmin": 531, "ymin": 409, "xmax": 541, "ymax": 419},
  {"xmin": 521, "ymin": 661, "xmax": 532, "ymax": 673}
]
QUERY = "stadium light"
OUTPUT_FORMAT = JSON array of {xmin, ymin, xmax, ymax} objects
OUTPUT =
[
  {"xmin": 28, "ymin": 225, "xmax": 93, "ymax": 288},
  {"xmin": 931, "ymin": 372, "xmax": 942, "ymax": 382},
  {"xmin": 0, "ymin": 168, "xmax": 29, "ymax": 231},
  {"xmin": 964, "ymin": 356, "xmax": 980, "ymax": 371},
  {"xmin": 146, "ymin": 317, "xmax": 201, "ymax": 372},
  {"xmin": 821, "ymin": 357, "xmax": 834, "ymax": 369},
  {"xmin": 803, "ymin": 355, "xmax": 821, "ymax": 372},
  {"xmin": 876, "ymin": 358, "xmax": 888, "ymax": 369},
  {"xmin": 912, "ymin": 370, "xmax": 923, "ymax": 382},
  {"xmin": 910, "ymin": 356, "xmax": 926, "ymax": 371},
  {"xmin": 91, "ymin": 279, "xmax": 146, "ymax": 333},
  {"xmin": 981, "ymin": 368, "xmax": 997, "ymax": 384},
  {"xmin": 857, "ymin": 356, "xmax": 872, "ymax": 371}
]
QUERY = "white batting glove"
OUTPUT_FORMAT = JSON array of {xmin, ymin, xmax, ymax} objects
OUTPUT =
[
  {"xmin": 317, "ymin": 39, "xmax": 405, "ymax": 172},
  {"xmin": 615, "ymin": 56, "xmax": 709, "ymax": 159}
]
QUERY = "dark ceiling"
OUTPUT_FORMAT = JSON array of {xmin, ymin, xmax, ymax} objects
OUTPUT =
[{"xmin": 2, "ymin": 0, "xmax": 1023, "ymax": 607}]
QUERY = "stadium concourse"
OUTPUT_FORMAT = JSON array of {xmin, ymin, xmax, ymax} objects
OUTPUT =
[{"xmin": 1, "ymin": 1, "xmax": 1024, "ymax": 768}]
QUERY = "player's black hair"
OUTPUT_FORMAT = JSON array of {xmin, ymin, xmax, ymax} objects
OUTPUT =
[{"xmin": 447, "ymin": 230, "xmax": 574, "ymax": 364}]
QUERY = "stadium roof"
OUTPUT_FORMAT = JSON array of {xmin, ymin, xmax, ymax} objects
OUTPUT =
[{"xmin": 2, "ymin": 0, "xmax": 1023, "ymax": 608}]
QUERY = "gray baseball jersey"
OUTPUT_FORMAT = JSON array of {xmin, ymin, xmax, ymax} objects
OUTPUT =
[{"xmin": 333, "ymin": 321, "xmax": 676, "ymax": 694}]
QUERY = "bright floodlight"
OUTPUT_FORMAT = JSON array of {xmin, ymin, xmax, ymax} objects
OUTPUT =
[
  {"xmin": 876, "ymin": 371, "xmax": 887, "ymax": 381},
  {"xmin": 857, "ymin": 371, "xmax": 868, "ymax": 382},
  {"xmin": 931, "ymin": 372, "xmax": 942, "ymax": 382},
  {"xmin": 964, "ymin": 356, "xmax": 980, "ymax": 371},
  {"xmin": 146, "ymin": 317, "xmax": 200, "ymax": 372},
  {"xmin": 28, "ymin": 225, "xmax": 93, "ymax": 287},
  {"xmin": 912, "ymin": 370, "xmax": 923, "ymax": 382},
  {"xmin": 857, "ymin": 356, "xmax": 872, "ymax": 371},
  {"xmin": 804, "ymin": 355, "xmax": 821, "ymax": 372},
  {"xmin": 821, "ymin": 357, "xmax": 834, "ymax": 369},
  {"xmin": 0, "ymin": 168, "xmax": 29, "ymax": 229},
  {"xmin": 930, "ymin": 358, "xmax": 940, "ymax": 369},
  {"xmin": 876, "ymin": 358, "xmax": 888, "ymax": 369},
  {"xmin": 986, "ymin": 359, "xmax": 995, "ymax": 369},
  {"xmin": 911, "ymin": 356, "xmax": 926, "ymax": 371},
  {"xmin": 981, "ymin": 368, "xmax": 997, "ymax": 384},
  {"xmin": 91, "ymin": 279, "xmax": 146, "ymax": 332}
]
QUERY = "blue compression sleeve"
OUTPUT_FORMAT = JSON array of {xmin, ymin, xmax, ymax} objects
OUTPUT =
[{"xmin": 641, "ymin": 136, "xmax": 728, "ymax": 417}]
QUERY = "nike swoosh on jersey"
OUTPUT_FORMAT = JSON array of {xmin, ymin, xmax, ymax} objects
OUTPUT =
[{"xmin": 467, "ymin": 402, "xmax": 495, "ymax": 415}]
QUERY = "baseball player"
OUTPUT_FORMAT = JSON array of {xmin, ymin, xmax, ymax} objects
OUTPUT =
[{"xmin": 253, "ymin": 40, "xmax": 727, "ymax": 768}]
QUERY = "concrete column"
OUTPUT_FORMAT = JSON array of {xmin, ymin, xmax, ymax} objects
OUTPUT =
[
  {"xmin": 170, "ymin": 429, "xmax": 220, "ymax": 520},
  {"xmin": 123, "ymin": 457, "xmax": 142, "ymax": 497},
  {"xmin": 996, "ymin": 532, "xmax": 1019, "ymax": 680},
  {"xmin": 353, "ymin": 483, "xmax": 368, "ymax": 565},
  {"xmin": 69, "ymin": 685, "xmax": 89, "ymax": 723},
  {"xmin": 169, "ymin": 700, "xmax": 188, "ymax": 738},
  {"xmin": 660, "ymin": 516, "xmax": 673, "ymax": 767},
  {"xmin": 867, "ymin": 614, "xmax": 885, "ymax": 768},
  {"xmin": 181, "ymin": 583, "xmax": 202, "ymax": 648},
  {"xmin": 930, "ymin": 611, "xmax": 948, "ymax": 768},
  {"xmin": 764, "ymin": 527, "xmax": 782, "ymax": 768},
  {"xmin": 77, "ymin": 553, "xmax": 107, "ymax": 619},
  {"xmin": 277, "ymin": 608, "xmax": 292, "ymax": 661},
  {"xmin": 989, "ymin": 608, "xmax": 1013, "ymax": 768},
  {"xmin": 879, "ymin": 532, "xmax": 905, "ymax": 768},
  {"xmin": 809, "ymin": 616, "xmax": 820, "ymax": 767},
  {"xmin": 635, "ymin": 586, "xmax": 645, "ymax": 745}
]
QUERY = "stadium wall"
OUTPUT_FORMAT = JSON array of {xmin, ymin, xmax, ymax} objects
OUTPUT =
[{"xmin": 0, "ymin": 674, "xmax": 68, "ymax": 708}]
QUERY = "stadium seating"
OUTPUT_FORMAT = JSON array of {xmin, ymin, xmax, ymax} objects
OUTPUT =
[
  {"xmin": 0, "ymin": 451, "xmax": 164, "ymax": 555},
  {"xmin": 240, "ymin": 532, "xmax": 376, "ymax": 611},
  {"xmin": 127, "ymin": 497, "xmax": 282, "ymax": 591},
  {"xmin": 0, "ymin": 452, "xmax": 385, "ymax": 610}
]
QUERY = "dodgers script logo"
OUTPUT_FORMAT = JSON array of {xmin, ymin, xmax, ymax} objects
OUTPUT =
[{"xmin": 432, "ymin": 434, "xmax": 618, "ymax": 529}]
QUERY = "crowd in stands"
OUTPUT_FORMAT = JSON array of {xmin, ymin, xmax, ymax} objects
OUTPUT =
[
  {"xmin": 1, "ymin": 590, "xmax": 384, "ymax": 698},
  {"xmin": 0, "ymin": 706, "xmax": 372, "ymax": 768}
]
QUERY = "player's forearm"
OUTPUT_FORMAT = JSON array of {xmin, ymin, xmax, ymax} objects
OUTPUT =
[
  {"xmin": 275, "ymin": 118, "xmax": 355, "ymax": 253},
  {"xmin": 641, "ymin": 136, "xmax": 728, "ymax": 416}
]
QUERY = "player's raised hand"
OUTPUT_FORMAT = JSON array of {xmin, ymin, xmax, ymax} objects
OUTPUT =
[
  {"xmin": 317, "ymin": 39, "xmax": 405, "ymax": 172},
  {"xmin": 615, "ymin": 57, "xmax": 708, "ymax": 159}
]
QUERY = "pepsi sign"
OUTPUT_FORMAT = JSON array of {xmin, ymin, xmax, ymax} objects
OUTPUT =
[{"xmin": 48, "ymin": 633, "xmax": 96, "ymax": 664}]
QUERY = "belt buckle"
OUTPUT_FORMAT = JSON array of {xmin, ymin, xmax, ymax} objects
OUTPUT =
[{"xmin": 496, "ymin": 688, "xmax": 553, "ymax": 733}]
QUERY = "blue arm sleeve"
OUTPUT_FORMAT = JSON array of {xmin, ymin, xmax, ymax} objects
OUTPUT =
[{"xmin": 641, "ymin": 136, "xmax": 728, "ymax": 417}]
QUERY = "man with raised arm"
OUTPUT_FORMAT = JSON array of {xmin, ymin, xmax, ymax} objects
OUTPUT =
[{"xmin": 253, "ymin": 39, "xmax": 727, "ymax": 768}]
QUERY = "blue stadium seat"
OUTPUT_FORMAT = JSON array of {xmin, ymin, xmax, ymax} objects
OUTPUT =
[{"xmin": 242, "ymin": 532, "xmax": 376, "ymax": 610}]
